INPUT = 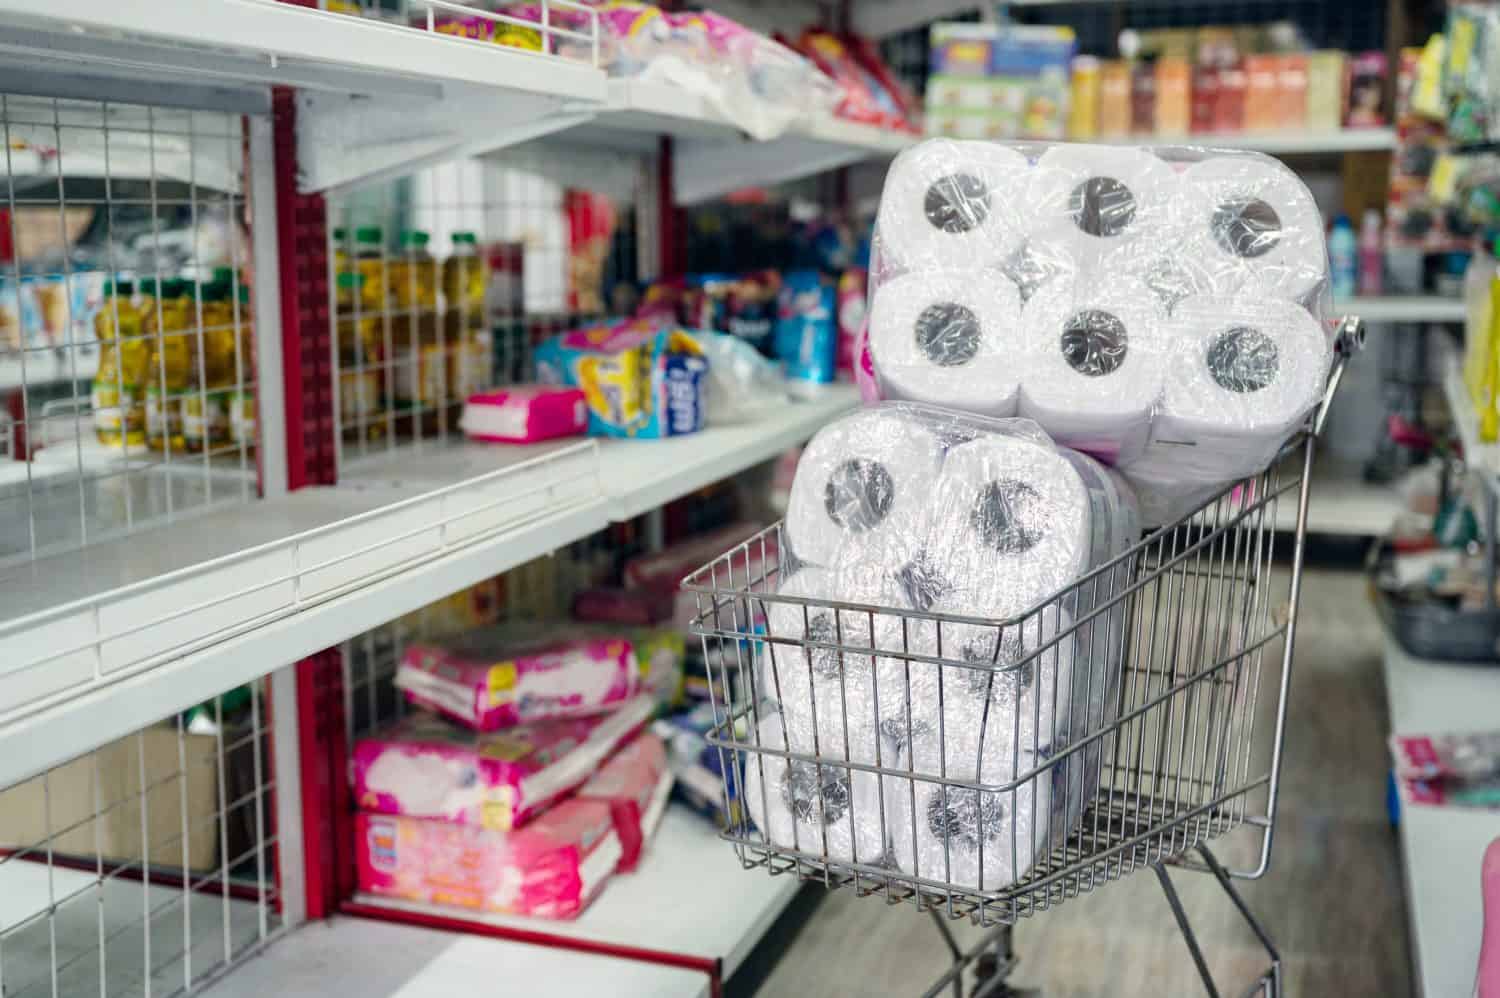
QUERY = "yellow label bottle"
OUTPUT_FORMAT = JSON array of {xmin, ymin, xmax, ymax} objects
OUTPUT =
[
  {"xmin": 442, "ymin": 231, "xmax": 488, "ymax": 328},
  {"xmin": 390, "ymin": 229, "xmax": 438, "ymax": 311},
  {"xmin": 182, "ymin": 278, "xmax": 235, "ymax": 454},
  {"xmin": 353, "ymin": 226, "xmax": 388, "ymax": 312},
  {"xmin": 91, "ymin": 277, "xmax": 147, "ymax": 448},
  {"xmin": 144, "ymin": 278, "xmax": 194, "ymax": 454},
  {"xmin": 229, "ymin": 284, "xmax": 257, "ymax": 452}
]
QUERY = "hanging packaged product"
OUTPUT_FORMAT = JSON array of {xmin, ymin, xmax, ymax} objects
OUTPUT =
[
  {"xmin": 351, "ymin": 693, "xmax": 654, "ymax": 830},
  {"xmin": 535, "ymin": 318, "xmax": 707, "ymax": 438}
]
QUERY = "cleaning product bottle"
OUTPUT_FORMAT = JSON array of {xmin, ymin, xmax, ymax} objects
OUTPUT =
[
  {"xmin": 1328, "ymin": 214, "xmax": 1357, "ymax": 302},
  {"xmin": 390, "ymin": 229, "xmax": 438, "ymax": 311},
  {"xmin": 353, "ymin": 226, "xmax": 387, "ymax": 312},
  {"xmin": 91, "ymin": 277, "xmax": 144, "ymax": 449},
  {"xmin": 144, "ymin": 278, "xmax": 193, "ymax": 453},
  {"xmin": 1358, "ymin": 209, "xmax": 1384, "ymax": 296}
]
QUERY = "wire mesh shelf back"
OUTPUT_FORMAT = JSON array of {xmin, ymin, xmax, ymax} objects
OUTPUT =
[{"xmin": 685, "ymin": 434, "xmax": 1312, "ymax": 927}]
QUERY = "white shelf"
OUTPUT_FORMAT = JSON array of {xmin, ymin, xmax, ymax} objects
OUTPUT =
[
  {"xmin": 0, "ymin": 389, "xmax": 855, "ymax": 787},
  {"xmin": 1441, "ymin": 345, "xmax": 1500, "ymax": 491},
  {"xmin": 1343, "ymin": 296, "xmax": 1468, "ymax": 324},
  {"xmin": 583, "ymin": 80, "xmax": 916, "ymax": 204},
  {"xmin": 1096, "ymin": 127, "xmax": 1397, "ymax": 155},
  {"xmin": 1381, "ymin": 634, "xmax": 1500, "ymax": 998},
  {"xmin": 1274, "ymin": 459, "xmax": 1399, "ymax": 536},
  {"xmin": 0, "ymin": 0, "xmax": 609, "ymax": 192},
  {"xmin": 201, "ymin": 916, "xmax": 706, "ymax": 998},
  {"xmin": 351, "ymin": 804, "xmax": 801, "ymax": 984}
]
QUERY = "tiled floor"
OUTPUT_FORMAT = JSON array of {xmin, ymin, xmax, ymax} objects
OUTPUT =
[{"xmin": 755, "ymin": 568, "xmax": 1410, "ymax": 997}]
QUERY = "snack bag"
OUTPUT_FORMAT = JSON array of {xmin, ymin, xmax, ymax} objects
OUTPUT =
[{"xmin": 536, "ymin": 318, "xmax": 708, "ymax": 438}]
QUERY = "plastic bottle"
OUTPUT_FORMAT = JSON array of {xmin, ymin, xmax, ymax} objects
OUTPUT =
[
  {"xmin": 182, "ymin": 278, "xmax": 235, "ymax": 454},
  {"xmin": 229, "ymin": 285, "xmax": 257, "ymax": 452},
  {"xmin": 144, "ymin": 278, "xmax": 194, "ymax": 453},
  {"xmin": 442, "ymin": 231, "xmax": 488, "ymax": 317},
  {"xmin": 1328, "ymin": 214, "xmax": 1357, "ymax": 302},
  {"xmin": 91, "ymin": 277, "xmax": 145, "ymax": 448},
  {"xmin": 353, "ymin": 226, "xmax": 387, "ymax": 311},
  {"xmin": 390, "ymin": 229, "xmax": 438, "ymax": 310},
  {"xmin": 331, "ymin": 226, "xmax": 349, "ymax": 279},
  {"xmin": 1358, "ymin": 209, "xmax": 1383, "ymax": 296},
  {"xmin": 1465, "ymin": 237, "xmax": 1499, "ymax": 403}
]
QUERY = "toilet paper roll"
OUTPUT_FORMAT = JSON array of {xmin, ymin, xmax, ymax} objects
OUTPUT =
[
  {"xmin": 743, "ymin": 712, "xmax": 889, "ymax": 865},
  {"xmin": 785, "ymin": 407, "xmax": 945, "ymax": 568},
  {"xmin": 1018, "ymin": 275, "xmax": 1168, "ymax": 465},
  {"xmin": 1026, "ymin": 145, "xmax": 1178, "ymax": 257},
  {"xmin": 1178, "ymin": 156, "xmax": 1329, "ymax": 301},
  {"xmin": 868, "ymin": 270, "xmax": 1025, "ymax": 416},
  {"xmin": 1151, "ymin": 296, "xmax": 1332, "ymax": 481},
  {"xmin": 875, "ymin": 140, "xmax": 1031, "ymax": 273},
  {"xmin": 760, "ymin": 567, "xmax": 928, "ymax": 764},
  {"xmin": 1001, "ymin": 240, "xmax": 1078, "ymax": 304},
  {"xmin": 899, "ymin": 432, "xmax": 1095, "ymax": 622}
]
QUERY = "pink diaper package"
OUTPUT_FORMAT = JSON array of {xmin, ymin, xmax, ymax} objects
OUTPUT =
[
  {"xmin": 352, "ymin": 693, "xmax": 654, "ymax": 831},
  {"xmin": 577, "ymin": 731, "xmax": 673, "ymax": 872},
  {"xmin": 396, "ymin": 628, "xmax": 639, "ymax": 731},
  {"xmin": 355, "ymin": 799, "xmax": 620, "ymax": 920},
  {"xmin": 459, "ymin": 385, "xmax": 588, "ymax": 444}
]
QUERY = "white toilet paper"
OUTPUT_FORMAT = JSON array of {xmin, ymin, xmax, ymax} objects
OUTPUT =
[
  {"xmin": 1178, "ymin": 156, "xmax": 1329, "ymax": 301},
  {"xmin": 744, "ymin": 711, "xmax": 889, "ymax": 865},
  {"xmin": 1018, "ymin": 275, "xmax": 1167, "ymax": 465},
  {"xmin": 1150, "ymin": 296, "xmax": 1332, "ymax": 481},
  {"xmin": 760, "ymin": 566, "xmax": 926, "ymax": 764},
  {"xmin": 785, "ymin": 406, "xmax": 945, "ymax": 568},
  {"xmin": 1026, "ymin": 145, "xmax": 1178, "ymax": 258},
  {"xmin": 868, "ymin": 270, "xmax": 1025, "ymax": 416},
  {"xmin": 1001, "ymin": 240, "xmax": 1078, "ymax": 304},
  {"xmin": 875, "ymin": 140, "xmax": 1031, "ymax": 273}
]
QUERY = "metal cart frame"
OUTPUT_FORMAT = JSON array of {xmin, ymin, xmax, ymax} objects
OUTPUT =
[{"xmin": 684, "ymin": 319, "xmax": 1364, "ymax": 997}]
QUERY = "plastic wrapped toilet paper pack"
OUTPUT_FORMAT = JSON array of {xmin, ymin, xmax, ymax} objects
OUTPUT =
[
  {"xmin": 868, "ymin": 270, "xmax": 1025, "ymax": 416},
  {"xmin": 785, "ymin": 406, "xmax": 944, "ymax": 567},
  {"xmin": 864, "ymin": 138, "xmax": 1335, "ymax": 500},
  {"xmin": 744, "ymin": 712, "xmax": 889, "ymax": 865}
]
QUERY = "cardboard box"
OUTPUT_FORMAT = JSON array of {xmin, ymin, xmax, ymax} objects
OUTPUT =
[
  {"xmin": 1154, "ymin": 56, "xmax": 1191, "ymax": 136},
  {"xmin": 1306, "ymin": 51, "xmax": 1348, "ymax": 131},
  {"xmin": 1098, "ymin": 60, "xmax": 1132, "ymax": 137},
  {"xmin": 1276, "ymin": 54, "xmax": 1309, "ymax": 130},
  {"xmin": 1244, "ymin": 54, "xmax": 1280, "ymax": 131},
  {"xmin": 928, "ymin": 23, "xmax": 995, "ymax": 79}
]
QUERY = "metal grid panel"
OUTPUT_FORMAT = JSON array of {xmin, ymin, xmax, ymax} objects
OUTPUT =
[
  {"xmin": 326, "ymin": 151, "xmax": 644, "ymax": 472},
  {"xmin": 0, "ymin": 95, "xmax": 258, "ymax": 567},
  {"xmin": 0, "ymin": 681, "xmax": 281, "ymax": 998},
  {"xmin": 685, "ymin": 434, "xmax": 1315, "ymax": 927}
]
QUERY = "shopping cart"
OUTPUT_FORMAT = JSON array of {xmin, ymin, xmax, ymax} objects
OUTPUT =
[{"xmin": 684, "ymin": 318, "xmax": 1364, "ymax": 997}]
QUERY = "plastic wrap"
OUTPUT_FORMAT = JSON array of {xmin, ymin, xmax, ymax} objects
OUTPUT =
[
  {"xmin": 355, "ymin": 801, "xmax": 619, "ymax": 920},
  {"xmin": 756, "ymin": 403, "xmax": 1139, "ymax": 886},
  {"xmin": 863, "ymin": 138, "xmax": 1336, "ymax": 522},
  {"xmin": 395, "ymin": 628, "xmax": 640, "ymax": 731},
  {"xmin": 351, "ymin": 694, "xmax": 653, "ymax": 830},
  {"xmin": 577, "ymin": 731, "xmax": 673, "ymax": 872}
]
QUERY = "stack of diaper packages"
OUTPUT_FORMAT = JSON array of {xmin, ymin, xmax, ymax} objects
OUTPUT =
[
  {"xmin": 353, "ymin": 624, "xmax": 676, "ymax": 920},
  {"xmin": 744, "ymin": 404, "xmax": 1139, "ymax": 891},
  {"xmin": 863, "ymin": 138, "xmax": 1335, "ymax": 523}
]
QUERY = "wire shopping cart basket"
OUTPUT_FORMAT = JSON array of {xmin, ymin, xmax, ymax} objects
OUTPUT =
[{"xmin": 683, "ymin": 319, "xmax": 1364, "ymax": 997}]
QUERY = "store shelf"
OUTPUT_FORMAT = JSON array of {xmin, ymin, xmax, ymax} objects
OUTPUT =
[
  {"xmin": 1274, "ymin": 459, "xmax": 1399, "ymax": 536},
  {"xmin": 1120, "ymin": 128, "xmax": 1396, "ymax": 155},
  {"xmin": 347, "ymin": 804, "xmax": 801, "ymax": 991},
  {"xmin": 1441, "ymin": 346, "xmax": 1500, "ymax": 491},
  {"xmin": 201, "ymin": 916, "xmax": 705, "ymax": 998},
  {"xmin": 0, "ymin": 0, "xmax": 609, "ymax": 192},
  {"xmin": 1381, "ymin": 634, "xmax": 1500, "ymax": 998},
  {"xmin": 1343, "ymin": 296, "xmax": 1467, "ymax": 324},
  {"xmin": 0, "ymin": 391, "xmax": 855, "ymax": 787}
]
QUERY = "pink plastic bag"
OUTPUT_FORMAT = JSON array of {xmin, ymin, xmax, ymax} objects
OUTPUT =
[
  {"xmin": 460, "ymin": 385, "xmax": 588, "ymax": 444},
  {"xmin": 396, "ymin": 629, "xmax": 639, "ymax": 731},
  {"xmin": 577, "ymin": 731, "xmax": 672, "ymax": 871},
  {"xmin": 355, "ymin": 800, "xmax": 619, "ymax": 920},
  {"xmin": 351, "ymin": 694, "xmax": 654, "ymax": 830}
]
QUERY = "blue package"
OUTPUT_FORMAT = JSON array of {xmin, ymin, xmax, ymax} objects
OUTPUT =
[{"xmin": 774, "ymin": 270, "xmax": 836, "ymax": 384}]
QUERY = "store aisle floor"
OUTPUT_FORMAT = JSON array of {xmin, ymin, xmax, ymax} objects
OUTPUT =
[{"xmin": 753, "ymin": 567, "xmax": 1411, "ymax": 997}]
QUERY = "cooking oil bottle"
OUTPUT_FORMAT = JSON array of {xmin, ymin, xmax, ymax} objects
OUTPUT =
[
  {"xmin": 91, "ymin": 277, "xmax": 147, "ymax": 449},
  {"xmin": 182, "ymin": 277, "xmax": 235, "ymax": 454},
  {"xmin": 442, "ymin": 230, "xmax": 488, "ymax": 325},
  {"xmin": 390, "ymin": 229, "xmax": 438, "ymax": 311},
  {"xmin": 336, "ymin": 271, "xmax": 384, "ymax": 440},
  {"xmin": 353, "ymin": 226, "xmax": 387, "ymax": 312},
  {"xmin": 144, "ymin": 278, "xmax": 194, "ymax": 454},
  {"xmin": 229, "ymin": 284, "xmax": 257, "ymax": 453}
]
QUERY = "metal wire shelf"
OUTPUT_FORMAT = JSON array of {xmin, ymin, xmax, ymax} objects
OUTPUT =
[{"xmin": 685, "ymin": 320, "xmax": 1362, "ymax": 993}]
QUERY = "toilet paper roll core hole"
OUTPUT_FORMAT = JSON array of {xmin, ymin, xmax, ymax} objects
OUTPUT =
[
  {"xmin": 971, "ymin": 479, "xmax": 1045, "ymax": 554},
  {"xmin": 824, "ymin": 458, "xmax": 895, "ymax": 532},
  {"xmin": 927, "ymin": 787, "xmax": 1006, "ymax": 851},
  {"xmin": 915, "ymin": 302, "xmax": 982, "ymax": 367},
  {"xmin": 1207, "ymin": 326, "xmax": 1280, "ymax": 393},
  {"xmin": 1068, "ymin": 176, "xmax": 1137, "ymax": 238},
  {"xmin": 782, "ymin": 759, "xmax": 852, "ymax": 824},
  {"xmin": 924, "ymin": 173, "xmax": 992, "ymax": 234},
  {"xmin": 1060, "ymin": 310, "xmax": 1129, "ymax": 377},
  {"xmin": 1211, "ymin": 197, "xmax": 1283, "ymax": 258}
]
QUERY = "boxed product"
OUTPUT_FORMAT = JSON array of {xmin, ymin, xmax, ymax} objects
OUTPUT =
[
  {"xmin": 1244, "ymin": 54, "xmax": 1280, "ymax": 131},
  {"xmin": 1347, "ymin": 51, "xmax": 1389, "ymax": 127},
  {"xmin": 623, "ymin": 521, "xmax": 773, "ymax": 630},
  {"xmin": 352, "ymin": 693, "xmax": 654, "ymax": 830},
  {"xmin": 1305, "ymin": 51, "xmax": 1348, "ymax": 131},
  {"xmin": 459, "ymin": 385, "xmax": 588, "ymax": 444},
  {"xmin": 1098, "ymin": 60, "xmax": 1132, "ymax": 138},
  {"xmin": 355, "ymin": 800, "xmax": 619, "ymax": 919},
  {"xmin": 535, "ymin": 319, "xmax": 707, "ymax": 438},
  {"xmin": 1154, "ymin": 55, "xmax": 1191, "ymax": 136},
  {"xmin": 577, "ymin": 731, "xmax": 673, "ymax": 871},
  {"xmin": 397, "ymin": 629, "xmax": 640, "ymax": 730}
]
